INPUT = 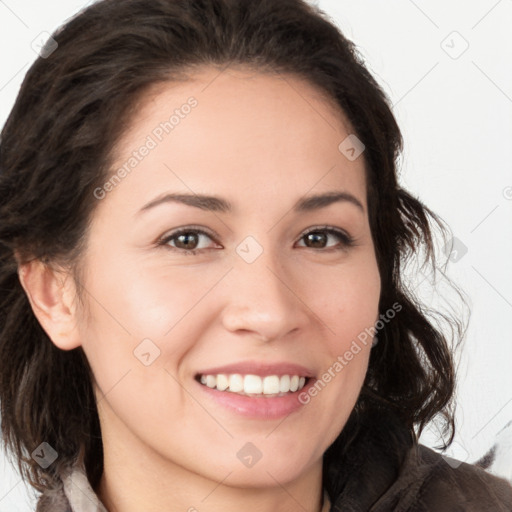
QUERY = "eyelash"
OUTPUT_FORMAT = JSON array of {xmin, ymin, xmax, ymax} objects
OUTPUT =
[
  {"xmin": 157, "ymin": 227, "xmax": 213, "ymax": 256},
  {"xmin": 300, "ymin": 227, "xmax": 356, "ymax": 250},
  {"xmin": 157, "ymin": 225, "xmax": 356, "ymax": 256}
]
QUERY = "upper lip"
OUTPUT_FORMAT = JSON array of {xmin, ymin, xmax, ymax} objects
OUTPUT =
[{"xmin": 196, "ymin": 361, "xmax": 316, "ymax": 378}]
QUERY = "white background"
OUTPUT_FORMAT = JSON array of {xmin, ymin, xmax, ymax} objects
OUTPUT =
[{"xmin": 1, "ymin": 0, "xmax": 511, "ymax": 510}]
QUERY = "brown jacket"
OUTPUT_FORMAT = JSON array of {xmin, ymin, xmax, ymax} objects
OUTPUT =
[{"xmin": 36, "ymin": 407, "xmax": 512, "ymax": 511}]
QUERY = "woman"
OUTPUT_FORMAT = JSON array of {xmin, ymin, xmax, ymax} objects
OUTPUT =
[{"xmin": 0, "ymin": 0, "xmax": 510, "ymax": 510}]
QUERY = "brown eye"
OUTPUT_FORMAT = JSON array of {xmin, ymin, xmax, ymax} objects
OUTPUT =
[
  {"xmin": 158, "ymin": 227, "xmax": 219, "ymax": 255},
  {"xmin": 298, "ymin": 228, "xmax": 355, "ymax": 251},
  {"xmin": 304, "ymin": 231, "xmax": 327, "ymax": 249},
  {"xmin": 173, "ymin": 232, "xmax": 200, "ymax": 250}
]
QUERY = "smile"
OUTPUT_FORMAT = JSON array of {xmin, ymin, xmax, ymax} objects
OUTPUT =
[{"xmin": 197, "ymin": 373, "xmax": 308, "ymax": 397}]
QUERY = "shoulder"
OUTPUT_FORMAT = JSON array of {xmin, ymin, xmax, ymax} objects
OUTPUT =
[
  {"xmin": 325, "ymin": 405, "xmax": 512, "ymax": 511},
  {"xmin": 394, "ymin": 444, "xmax": 512, "ymax": 511}
]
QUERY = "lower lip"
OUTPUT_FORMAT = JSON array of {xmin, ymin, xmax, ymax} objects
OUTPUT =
[{"xmin": 196, "ymin": 379, "xmax": 315, "ymax": 419}]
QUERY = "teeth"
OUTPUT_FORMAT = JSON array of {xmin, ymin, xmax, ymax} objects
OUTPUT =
[
  {"xmin": 244, "ymin": 374, "xmax": 263, "ymax": 394},
  {"xmin": 198, "ymin": 373, "xmax": 308, "ymax": 395},
  {"xmin": 229, "ymin": 374, "xmax": 244, "ymax": 393},
  {"xmin": 216, "ymin": 374, "xmax": 229, "ymax": 391},
  {"xmin": 290, "ymin": 375, "xmax": 299, "ymax": 392},
  {"xmin": 279, "ymin": 374, "xmax": 290, "ymax": 393},
  {"xmin": 206, "ymin": 375, "xmax": 216, "ymax": 389},
  {"xmin": 263, "ymin": 376, "xmax": 280, "ymax": 394}
]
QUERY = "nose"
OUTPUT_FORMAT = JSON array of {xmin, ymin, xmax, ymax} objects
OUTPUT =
[{"xmin": 220, "ymin": 244, "xmax": 310, "ymax": 343}]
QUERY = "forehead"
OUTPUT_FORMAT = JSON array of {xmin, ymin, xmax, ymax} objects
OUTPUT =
[
  {"xmin": 101, "ymin": 66, "xmax": 367, "ymax": 216},
  {"xmin": 127, "ymin": 65, "xmax": 352, "ymax": 133}
]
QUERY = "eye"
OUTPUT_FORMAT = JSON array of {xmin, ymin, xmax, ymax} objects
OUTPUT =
[
  {"xmin": 296, "ymin": 227, "xmax": 355, "ymax": 251},
  {"xmin": 157, "ymin": 227, "xmax": 219, "ymax": 255}
]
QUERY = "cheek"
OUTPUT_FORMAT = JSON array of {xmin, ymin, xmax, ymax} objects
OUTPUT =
[
  {"xmin": 76, "ymin": 257, "xmax": 233, "ymax": 407},
  {"xmin": 301, "ymin": 252, "xmax": 380, "ymax": 412},
  {"xmin": 314, "ymin": 255, "xmax": 381, "ymax": 351},
  {"xmin": 79, "ymin": 254, "xmax": 223, "ymax": 346}
]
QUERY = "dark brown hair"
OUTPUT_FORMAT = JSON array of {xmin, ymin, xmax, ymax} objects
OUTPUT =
[{"xmin": 0, "ymin": 0, "xmax": 466, "ymax": 498}]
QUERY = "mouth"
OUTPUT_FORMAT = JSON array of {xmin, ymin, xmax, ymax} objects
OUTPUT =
[
  {"xmin": 195, "ymin": 373, "xmax": 310, "ymax": 397},
  {"xmin": 193, "ymin": 361, "xmax": 316, "ymax": 418}
]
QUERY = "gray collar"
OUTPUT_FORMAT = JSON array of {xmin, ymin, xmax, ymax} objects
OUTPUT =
[{"xmin": 60, "ymin": 462, "xmax": 108, "ymax": 512}]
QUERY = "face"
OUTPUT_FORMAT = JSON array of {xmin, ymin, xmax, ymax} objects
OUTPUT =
[{"xmin": 74, "ymin": 67, "xmax": 381, "ymax": 488}]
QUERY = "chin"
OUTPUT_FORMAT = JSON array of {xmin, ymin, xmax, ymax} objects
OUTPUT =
[{"xmin": 218, "ymin": 457, "xmax": 316, "ymax": 489}]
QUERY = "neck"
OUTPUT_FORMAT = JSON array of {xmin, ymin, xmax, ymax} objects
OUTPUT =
[{"xmin": 95, "ymin": 425, "xmax": 326, "ymax": 512}]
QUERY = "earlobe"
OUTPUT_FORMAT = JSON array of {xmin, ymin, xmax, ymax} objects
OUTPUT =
[{"xmin": 17, "ymin": 259, "xmax": 82, "ymax": 351}]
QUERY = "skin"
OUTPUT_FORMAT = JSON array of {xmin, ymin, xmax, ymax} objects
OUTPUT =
[{"xmin": 19, "ymin": 66, "xmax": 381, "ymax": 512}]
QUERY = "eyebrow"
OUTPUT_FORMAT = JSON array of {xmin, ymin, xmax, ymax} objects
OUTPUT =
[
  {"xmin": 138, "ymin": 193, "xmax": 230, "ymax": 214},
  {"xmin": 137, "ymin": 190, "xmax": 364, "ymax": 215},
  {"xmin": 296, "ymin": 191, "xmax": 364, "ymax": 213}
]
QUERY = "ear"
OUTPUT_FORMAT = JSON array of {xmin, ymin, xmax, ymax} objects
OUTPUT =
[{"xmin": 17, "ymin": 258, "xmax": 82, "ymax": 351}]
